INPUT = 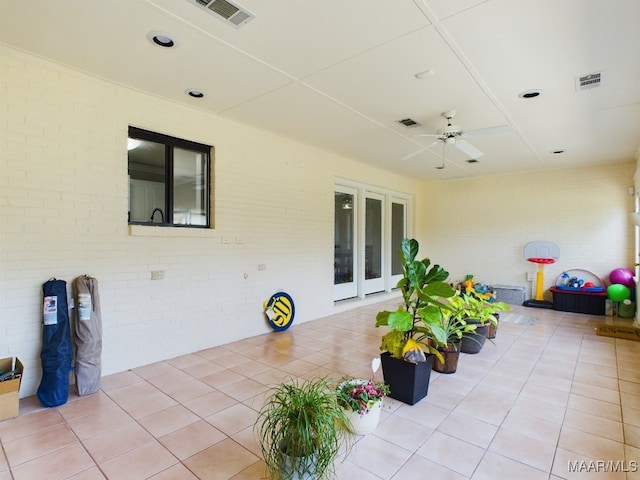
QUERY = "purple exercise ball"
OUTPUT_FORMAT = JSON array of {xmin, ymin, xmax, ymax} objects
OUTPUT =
[{"xmin": 609, "ymin": 268, "xmax": 635, "ymax": 288}]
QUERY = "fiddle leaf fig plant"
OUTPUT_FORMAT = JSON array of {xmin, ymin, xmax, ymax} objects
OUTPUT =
[{"xmin": 376, "ymin": 238, "xmax": 456, "ymax": 363}]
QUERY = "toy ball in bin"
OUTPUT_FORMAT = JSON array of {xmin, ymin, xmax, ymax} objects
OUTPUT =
[{"xmin": 606, "ymin": 283, "xmax": 630, "ymax": 302}]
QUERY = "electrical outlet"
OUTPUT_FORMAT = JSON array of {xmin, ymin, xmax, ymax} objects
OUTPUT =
[
  {"xmin": 526, "ymin": 272, "xmax": 534, "ymax": 281},
  {"xmin": 151, "ymin": 270, "xmax": 165, "ymax": 280},
  {"xmin": 258, "ymin": 264, "xmax": 266, "ymax": 271}
]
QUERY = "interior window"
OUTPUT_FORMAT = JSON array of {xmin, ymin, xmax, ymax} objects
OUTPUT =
[{"xmin": 128, "ymin": 127, "xmax": 212, "ymax": 227}]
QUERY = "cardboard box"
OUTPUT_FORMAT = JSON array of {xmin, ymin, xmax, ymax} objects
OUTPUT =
[{"xmin": 0, "ymin": 357, "xmax": 23, "ymax": 421}]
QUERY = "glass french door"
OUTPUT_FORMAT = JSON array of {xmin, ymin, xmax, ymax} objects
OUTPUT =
[
  {"xmin": 390, "ymin": 199, "xmax": 407, "ymax": 286},
  {"xmin": 363, "ymin": 192, "xmax": 385, "ymax": 295},
  {"xmin": 334, "ymin": 186, "xmax": 357, "ymax": 300},
  {"xmin": 334, "ymin": 185, "xmax": 410, "ymax": 301}
]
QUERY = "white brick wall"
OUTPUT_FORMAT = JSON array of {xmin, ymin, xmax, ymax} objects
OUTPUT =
[{"xmin": 0, "ymin": 47, "xmax": 422, "ymax": 397}]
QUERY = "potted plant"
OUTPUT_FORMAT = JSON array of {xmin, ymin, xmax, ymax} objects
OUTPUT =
[
  {"xmin": 457, "ymin": 291, "xmax": 511, "ymax": 354},
  {"xmin": 335, "ymin": 358, "xmax": 389, "ymax": 435},
  {"xmin": 426, "ymin": 291, "xmax": 480, "ymax": 374},
  {"xmin": 254, "ymin": 376, "xmax": 350, "ymax": 480},
  {"xmin": 375, "ymin": 238, "xmax": 456, "ymax": 404}
]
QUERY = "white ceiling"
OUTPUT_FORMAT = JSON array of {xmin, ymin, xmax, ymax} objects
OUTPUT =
[{"xmin": 1, "ymin": 0, "xmax": 639, "ymax": 180}]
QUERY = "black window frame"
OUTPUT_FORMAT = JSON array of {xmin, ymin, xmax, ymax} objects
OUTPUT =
[{"xmin": 128, "ymin": 126, "xmax": 212, "ymax": 228}]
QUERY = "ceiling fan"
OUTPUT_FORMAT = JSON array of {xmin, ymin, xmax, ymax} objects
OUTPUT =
[{"xmin": 402, "ymin": 110, "xmax": 514, "ymax": 162}]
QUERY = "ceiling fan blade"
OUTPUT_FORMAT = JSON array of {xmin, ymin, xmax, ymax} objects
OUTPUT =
[
  {"xmin": 463, "ymin": 125, "xmax": 514, "ymax": 136},
  {"xmin": 401, "ymin": 141, "xmax": 440, "ymax": 161},
  {"xmin": 413, "ymin": 133, "xmax": 444, "ymax": 138},
  {"xmin": 454, "ymin": 140, "xmax": 484, "ymax": 159}
]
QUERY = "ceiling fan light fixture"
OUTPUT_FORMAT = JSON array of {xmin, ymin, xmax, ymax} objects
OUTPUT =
[{"xmin": 519, "ymin": 89, "xmax": 543, "ymax": 99}]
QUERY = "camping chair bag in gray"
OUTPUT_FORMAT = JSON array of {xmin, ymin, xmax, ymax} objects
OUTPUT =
[{"xmin": 73, "ymin": 275, "xmax": 102, "ymax": 396}]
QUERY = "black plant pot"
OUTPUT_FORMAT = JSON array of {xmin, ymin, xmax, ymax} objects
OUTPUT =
[
  {"xmin": 460, "ymin": 319, "xmax": 488, "ymax": 354},
  {"xmin": 380, "ymin": 352, "xmax": 433, "ymax": 405},
  {"xmin": 432, "ymin": 343, "xmax": 460, "ymax": 374}
]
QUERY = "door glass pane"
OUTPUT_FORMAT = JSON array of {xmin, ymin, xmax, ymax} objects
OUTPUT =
[
  {"xmin": 173, "ymin": 148, "xmax": 208, "ymax": 226},
  {"xmin": 334, "ymin": 192, "xmax": 354, "ymax": 285},
  {"xmin": 391, "ymin": 202, "xmax": 405, "ymax": 276},
  {"xmin": 128, "ymin": 139, "xmax": 166, "ymax": 223},
  {"xmin": 365, "ymin": 197, "xmax": 382, "ymax": 280}
]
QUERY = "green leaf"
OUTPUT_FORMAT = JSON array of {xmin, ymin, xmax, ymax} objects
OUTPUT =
[
  {"xmin": 400, "ymin": 238, "xmax": 418, "ymax": 264},
  {"xmin": 380, "ymin": 330, "xmax": 405, "ymax": 359},
  {"xmin": 387, "ymin": 309, "xmax": 413, "ymax": 333},
  {"xmin": 406, "ymin": 260, "xmax": 426, "ymax": 288},
  {"xmin": 375, "ymin": 310, "xmax": 391, "ymax": 327}
]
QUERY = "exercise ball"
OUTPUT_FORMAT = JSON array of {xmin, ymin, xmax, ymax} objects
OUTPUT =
[
  {"xmin": 609, "ymin": 268, "xmax": 635, "ymax": 288},
  {"xmin": 607, "ymin": 283, "xmax": 631, "ymax": 302}
]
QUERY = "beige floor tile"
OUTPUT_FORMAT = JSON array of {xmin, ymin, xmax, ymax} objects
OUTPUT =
[
  {"xmin": 559, "ymin": 425, "xmax": 625, "ymax": 461},
  {"xmin": 567, "ymin": 393, "xmax": 622, "ymax": 422},
  {"xmin": 437, "ymin": 411, "xmax": 498, "ymax": 449},
  {"xmin": 10, "ymin": 443, "xmax": 95, "ymax": 480},
  {"xmin": 138, "ymin": 404, "xmax": 200, "ymax": 437},
  {"xmin": 473, "ymin": 450, "xmax": 549, "ymax": 480},
  {"xmin": 66, "ymin": 466, "xmax": 107, "ymax": 479},
  {"xmin": 501, "ymin": 410, "xmax": 561, "ymax": 444},
  {"xmin": 417, "ymin": 431, "xmax": 484, "ymax": 476},
  {"xmin": 348, "ymin": 434, "xmax": 413, "ymax": 479},
  {"xmin": 372, "ymin": 412, "xmax": 433, "ymax": 451},
  {"xmin": 563, "ymin": 408, "xmax": 624, "ymax": 442},
  {"xmin": 571, "ymin": 381, "xmax": 621, "ymax": 404},
  {"xmin": 488, "ymin": 425, "xmax": 556, "ymax": 472},
  {"xmin": 4, "ymin": 423, "xmax": 78, "ymax": 467},
  {"xmin": 0, "ymin": 408, "xmax": 64, "ymax": 443},
  {"xmin": 65, "ymin": 404, "xmax": 133, "ymax": 439},
  {"xmin": 81, "ymin": 421, "xmax": 154, "ymax": 463},
  {"xmin": 160, "ymin": 378, "xmax": 215, "ymax": 403},
  {"xmin": 183, "ymin": 438, "xmax": 259, "ymax": 480},
  {"xmin": 99, "ymin": 441, "xmax": 177, "ymax": 480},
  {"xmin": 214, "ymin": 377, "xmax": 269, "ymax": 402},
  {"xmin": 159, "ymin": 419, "xmax": 227, "ymax": 460},
  {"xmin": 624, "ymin": 423, "xmax": 640, "ymax": 449},
  {"xmin": 147, "ymin": 463, "xmax": 199, "ymax": 479},
  {"xmin": 183, "ymin": 389, "xmax": 238, "ymax": 418},
  {"xmin": 392, "ymin": 454, "xmax": 466, "ymax": 479},
  {"xmin": 205, "ymin": 403, "xmax": 258, "ymax": 436}
]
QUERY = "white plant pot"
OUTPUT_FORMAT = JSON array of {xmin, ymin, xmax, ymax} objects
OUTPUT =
[{"xmin": 346, "ymin": 400, "xmax": 382, "ymax": 435}]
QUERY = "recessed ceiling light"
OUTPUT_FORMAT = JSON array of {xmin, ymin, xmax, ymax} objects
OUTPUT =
[
  {"xmin": 519, "ymin": 89, "xmax": 542, "ymax": 99},
  {"xmin": 147, "ymin": 31, "xmax": 177, "ymax": 48},
  {"xmin": 186, "ymin": 89, "xmax": 205, "ymax": 98}
]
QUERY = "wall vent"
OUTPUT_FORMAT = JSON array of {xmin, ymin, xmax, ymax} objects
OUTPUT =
[
  {"xmin": 189, "ymin": 0, "xmax": 255, "ymax": 28},
  {"xmin": 397, "ymin": 118, "xmax": 422, "ymax": 128},
  {"xmin": 575, "ymin": 71, "xmax": 605, "ymax": 91}
]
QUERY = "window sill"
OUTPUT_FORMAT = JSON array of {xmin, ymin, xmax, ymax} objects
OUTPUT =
[{"xmin": 128, "ymin": 225, "xmax": 215, "ymax": 238}]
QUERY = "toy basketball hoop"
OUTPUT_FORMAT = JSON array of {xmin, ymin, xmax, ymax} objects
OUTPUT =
[{"xmin": 523, "ymin": 242, "xmax": 559, "ymax": 309}]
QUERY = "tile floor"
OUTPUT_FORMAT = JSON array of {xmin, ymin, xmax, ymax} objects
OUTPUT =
[{"xmin": 1, "ymin": 299, "xmax": 639, "ymax": 480}]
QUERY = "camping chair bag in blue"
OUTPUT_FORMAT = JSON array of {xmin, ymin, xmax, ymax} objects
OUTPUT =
[{"xmin": 37, "ymin": 278, "xmax": 73, "ymax": 407}]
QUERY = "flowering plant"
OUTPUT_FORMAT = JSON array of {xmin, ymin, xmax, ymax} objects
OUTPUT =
[{"xmin": 336, "ymin": 378, "xmax": 389, "ymax": 415}]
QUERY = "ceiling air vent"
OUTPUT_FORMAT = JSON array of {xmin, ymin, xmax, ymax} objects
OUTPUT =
[
  {"xmin": 575, "ymin": 71, "xmax": 605, "ymax": 92},
  {"xmin": 190, "ymin": 0, "xmax": 255, "ymax": 28},
  {"xmin": 397, "ymin": 118, "xmax": 422, "ymax": 128}
]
